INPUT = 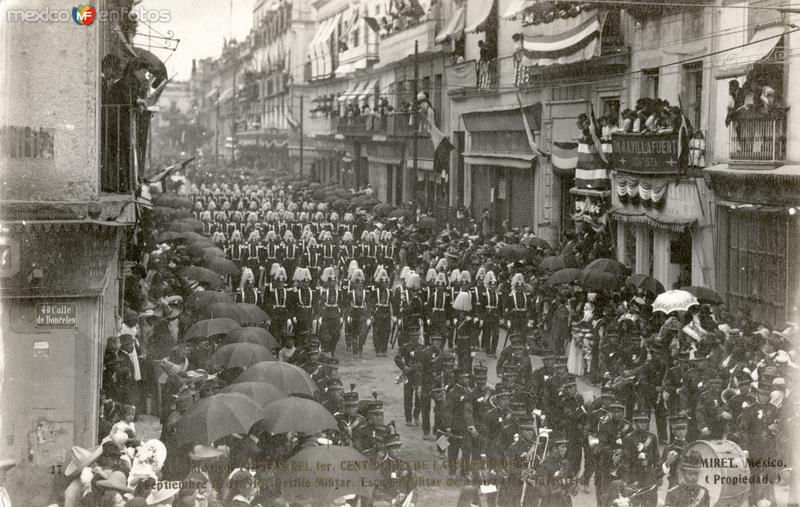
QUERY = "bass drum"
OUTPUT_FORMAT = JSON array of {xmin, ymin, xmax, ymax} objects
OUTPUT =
[{"xmin": 688, "ymin": 440, "xmax": 749, "ymax": 507}]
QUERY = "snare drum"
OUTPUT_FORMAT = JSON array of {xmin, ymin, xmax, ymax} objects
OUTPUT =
[{"xmin": 688, "ymin": 440, "xmax": 750, "ymax": 507}]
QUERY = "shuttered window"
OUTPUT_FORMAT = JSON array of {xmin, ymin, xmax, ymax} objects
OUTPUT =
[
  {"xmin": 511, "ymin": 169, "xmax": 535, "ymax": 229},
  {"xmin": 471, "ymin": 166, "xmax": 492, "ymax": 219}
]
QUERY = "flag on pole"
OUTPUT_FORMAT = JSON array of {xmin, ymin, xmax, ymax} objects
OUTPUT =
[
  {"xmin": 424, "ymin": 106, "xmax": 454, "ymax": 183},
  {"xmin": 516, "ymin": 92, "xmax": 544, "ymax": 155},
  {"xmin": 677, "ymin": 97, "xmax": 690, "ymax": 168},
  {"xmin": 588, "ymin": 103, "xmax": 608, "ymax": 165}
]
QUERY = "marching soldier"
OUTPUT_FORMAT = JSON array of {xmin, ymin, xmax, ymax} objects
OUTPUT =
[
  {"xmin": 395, "ymin": 340, "xmax": 422, "ymax": 427},
  {"xmin": 356, "ymin": 396, "xmax": 385, "ymax": 455},
  {"xmin": 417, "ymin": 334, "xmax": 444, "ymax": 440},
  {"xmin": 317, "ymin": 267, "xmax": 343, "ymax": 355},
  {"xmin": 695, "ymin": 377, "xmax": 730, "ymax": 440},
  {"xmin": 370, "ymin": 268, "xmax": 393, "ymax": 357},
  {"xmin": 660, "ymin": 412, "xmax": 690, "ymax": 488},
  {"xmin": 320, "ymin": 230, "xmax": 337, "ymax": 268},
  {"xmin": 452, "ymin": 292, "xmax": 475, "ymax": 373},
  {"xmin": 595, "ymin": 403, "xmax": 632, "ymax": 506},
  {"xmin": 506, "ymin": 273, "xmax": 533, "ymax": 342},
  {"xmin": 663, "ymin": 451, "xmax": 709, "ymax": 507},
  {"xmin": 227, "ymin": 230, "xmax": 245, "ymax": 289},
  {"xmin": 265, "ymin": 266, "xmax": 291, "ymax": 346},
  {"xmin": 244, "ymin": 233, "xmax": 261, "ymax": 274},
  {"xmin": 338, "ymin": 231, "xmax": 356, "ymax": 276},
  {"xmin": 480, "ymin": 270, "xmax": 503, "ymax": 358},
  {"xmin": 396, "ymin": 272, "xmax": 424, "ymax": 348},
  {"xmin": 498, "ymin": 416, "xmax": 539, "ymax": 507},
  {"xmin": 482, "ymin": 387, "xmax": 513, "ymax": 463},
  {"xmin": 379, "ymin": 231, "xmax": 397, "ymax": 281},
  {"xmin": 236, "ymin": 268, "xmax": 260, "ymax": 305},
  {"xmin": 443, "ymin": 368, "xmax": 476, "ymax": 478},
  {"xmin": 470, "ymin": 363, "xmax": 494, "ymax": 462},
  {"xmin": 281, "ymin": 231, "xmax": 300, "ymax": 280},
  {"xmin": 321, "ymin": 382, "xmax": 345, "ymax": 415},
  {"xmin": 426, "ymin": 273, "xmax": 451, "ymax": 349},
  {"xmin": 537, "ymin": 432, "xmax": 578, "ymax": 507},
  {"xmin": 372, "ymin": 433, "xmax": 415, "ymax": 506},
  {"xmin": 346, "ymin": 268, "xmax": 369, "ymax": 355},
  {"xmin": 288, "ymin": 268, "xmax": 315, "ymax": 347},
  {"xmin": 334, "ymin": 386, "xmax": 366, "ymax": 448},
  {"xmin": 303, "ymin": 237, "xmax": 322, "ymax": 287},
  {"xmin": 620, "ymin": 410, "xmax": 660, "ymax": 507},
  {"xmin": 738, "ymin": 381, "xmax": 780, "ymax": 506},
  {"xmin": 363, "ymin": 232, "xmax": 380, "ymax": 282}
]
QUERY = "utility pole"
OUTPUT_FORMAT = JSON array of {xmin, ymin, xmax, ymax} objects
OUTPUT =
[
  {"xmin": 299, "ymin": 94, "xmax": 304, "ymax": 177},
  {"xmin": 215, "ymin": 87, "xmax": 220, "ymax": 170},
  {"xmin": 231, "ymin": 58, "xmax": 237, "ymax": 166},
  {"xmin": 411, "ymin": 39, "xmax": 419, "ymax": 219}
]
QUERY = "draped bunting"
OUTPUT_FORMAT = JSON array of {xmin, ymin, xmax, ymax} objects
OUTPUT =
[
  {"xmin": 616, "ymin": 176, "xmax": 667, "ymax": 208},
  {"xmin": 575, "ymin": 141, "xmax": 611, "ymax": 190}
]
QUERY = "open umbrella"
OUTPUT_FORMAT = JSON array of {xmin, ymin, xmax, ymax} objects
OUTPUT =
[
  {"xmin": 497, "ymin": 244, "xmax": 529, "ymax": 262},
  {"xmin": 252, "ymin": 396, "xmax": 337, "ymax": 435},
  {"xmin": 221, "ymin": 382, "xmax": 286, "ymax": 408},
  {"xmin": 234, "ymin": 362, "xmax": 320, "ymax": 397},
  {"xmin": 278, "ymin": 446, "xmax": 378, "ymax": 504},
  {"xmin": 156, "ymin": 231, "xmax": 184, "ymax": 242},
  {"xmin": 179, "ymin": 218, "xmax": 203, "ymax": 230},
  {"xmin": 167, "ymin": 222, "xmax": 196, "ymax": 233},
  {"xmin": 204, "ymin": 257, "xmax": 240, "ymax": 276},
  {"xmin": 174, "ymin": 393, "xmax": 264, "ymax": 445},
  {"xmin": 389, "ymin": 208, "xmax": 411, "ymax": 219},
  {"xmin": 203, "ymin": 303, "xmax": 249, "ymax": 321},
  {"xmin": 186, "ymin": 242, "xmax": 220, "ymax": 257},
  {"xmin": 179, "ymin": 266, "xmax": 224, "ymax": 287},
  {"xmin": 522, "ymin": 237, "xmax": 551, "ymax": 250},
  {"xmin": 225, "ymin": 327, "xmax": 279, "ymax": 349},
  {"xmin": 324, "ymin": 195, "xmax": 338, "ymax": 204},
  {"xmin": 680, "ymin": 286, "xmax": 724, "ymax": 305},
  {"xmin": 201, "ymin": 247, "xmax": 226, "ymax": 262},
  {"xmin": 211, "ymin": 343, "xmax": 275, "ymax": 369},
  {"xmin": 184, "ymin": 318, "xmax": 241, "ymax": 341},
  {"xmin": 539, "ymin": 255, "xmax": 578, "ymax": 272},
  {"xmin": 418, "ymin": 216, "xmax": 436, "ymax": 229},
  {"xmin": 627, "ymin": 274, "xmax": 665, "ymax": 296},
  {"xmin": 237, "ymin": 303, "xmax": 270, "ymax": 325},
  {"xmin": 584, "ymin": 257, "xmax": 629, "ymax": 276},
  {"xmin": 179, "ymin": 231, "xmax": 206, "ymax": 242},
  {"xmin": 373, "ymin": 203, "xmax": 393, "ymax": 217},
  {"xmin": 186, "ymin": 291, "xmax": 234, "ymax": 309},
  {"xmin": 652, "ymin": 290, "xmax": 699, "ymax": 314},
  {"xmin": 580, "ymin": 270, "xmax": 623, "ymax": 291},
  {"xmin": 546, "ymin": 268, "xmax": 583, "ymax": 286}
]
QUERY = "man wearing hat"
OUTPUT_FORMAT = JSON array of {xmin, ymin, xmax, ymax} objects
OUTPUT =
[
  {"xmin": 346, "ymin": 268, "xmax": 370, "ymax": 355},
  {"xmin": 663, "ymin": 451, "xmax": 709, "ymax": 507},
  {"xmin": 379, "ymin": 231, "xmax": 398, "ymax": 282},
  {"xmin": 334, "ymin": 386, "xmax": 366, "ymax": 448},
  {"xmin": 723, "ymin": 369, "xmax": 756, "ymax": 425},
  {"xmin": 497, "ymin": 416, "xmax": 539, "ymax": 507},
  {"xmin": 288, "ymin": 268, "xmax": 315, "ymax": 347},
  {"xmin": 395, "ymin": 339, "xmax": 422, "ymax": 427},
  {"xmin": 397, "ymin": 273, "xmax": 424, "ymax": 348},
  {"xmin": 425, "ymin": 272, "xmax": 452, "ymax": 348},
  {"xmin": 417, "ymin": 334, "xmax": 444, "ymax": 440},
  {"xmin": 695, "ymin": 377, "xmax": 729, "ymax": 439},
  {"xmin": 356, "ymin": 394, "xmax": 386, "ymax": 457},
  {"xmin": 537, "ymin": 432, "xmax": 578, "ymax": 507},
  {"xmin": 370, "ymin": 268, "xmax": 394, "ymax": 356},
  {"xmin": 481, "ymin": 387, "xmax": 513, "ymax": 462},
  {"xmin": 443, "ymin": 368, "xmax": 476, "ymax": 478},
  {"xmin": 317, "ymin": 267, "xmax": 344, "ymax": 354},
  {"xmin": 620, "ymin": 410, "xmax": 659, "ymax": 506},
  {"xmin": 372, "ymin": 432, "xmax": 415, "ymax": 507},
  {"xmin": 265, "ymin": 266, "xmax": 291, "ymax": 346},
  {"xmin": 737, "ymin": 380, "xmax": 780, "ymax": 506},
  {"xmin": 453, "ymin": 291, "xmax": 476, "ymax": 373},
  {"xmin": 661, "ymin": 412, "xmax": 690, "ymax": 488},
  {"xmin": 595, "ymin": 402, "xmax": 632, "ymax": 506},
  {"xmin": 480, "ymin": 270, "xmax": 503, "ymax": 357},
  {"xmin": 505, "ymin": 273, "xmax": 532, "ymax": 338}
]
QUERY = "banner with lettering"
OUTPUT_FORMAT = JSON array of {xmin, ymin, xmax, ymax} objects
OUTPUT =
[{"xmin": 611, "ymin": 132, "xmax": 686, "ymax": 175}]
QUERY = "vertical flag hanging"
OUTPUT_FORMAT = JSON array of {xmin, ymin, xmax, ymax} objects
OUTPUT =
[
  {"xmin": 422, "ymin": 103, "xmax": 454, "ymax": 184},
  {"xmin": 516, "ymin": 92, "xmax": 544, "ymax": 156}
]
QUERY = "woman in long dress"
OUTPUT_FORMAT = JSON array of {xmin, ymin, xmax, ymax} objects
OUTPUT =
[{"xmin": 567, "ymin": 302, "xmax": 595, "ymax": 376}]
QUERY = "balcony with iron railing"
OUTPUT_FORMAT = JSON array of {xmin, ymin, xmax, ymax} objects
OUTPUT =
[
  {"xmin": 477, "ymin": 59, "xmax": 499, "ymax": 91},
  {"xmin": 379, "ymin": 17, "xmax": 441, "ymax": 64},
  {"xmin": 334, "ymin": 112, "xmax": 421, "ymax": 137},
  {"xmin": 100, "ymin": 104, "xmax": 135, "ymax": 193},
  {"xmin": 728, "ymin": 107, "xmax": 788, "ymax": 163}
]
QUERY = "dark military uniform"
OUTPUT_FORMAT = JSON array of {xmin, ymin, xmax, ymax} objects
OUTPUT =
[
  {"xmin": 443, "ymin": 372, "xmax": 475, "ymax": 477},
  {"xmin": 372, "ymin": 439, "xmax": 415, "ymax": 505},
  {"xmin": 394, "ymin": 341, "xmax": 422, "ymax": 426},
  {"xmin": 620, "ymin": 413, "xmax": 660, "ymax": 507}
]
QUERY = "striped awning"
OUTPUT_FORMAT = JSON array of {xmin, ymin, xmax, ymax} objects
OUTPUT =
[
  {"xmin": 338, "ymin": 81, "xmax": 363, "ymax": 102},
  {"xmin": 503, "ymin": 0, "xmax": 534, "ymax": 19},
  {"xmin": 575, "ymin": 141, "xmax": 611, "ymax": 190},
  {"xmin": 358, "ymin": 78, "xmax": 378, "ymax": 103},
  {"xmin": 435, "ymin": 6, "xmax": 466, "ymax": 43}
]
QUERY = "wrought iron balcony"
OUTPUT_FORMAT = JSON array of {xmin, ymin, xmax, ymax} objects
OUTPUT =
[
  {"xmin": 334, "ymin": 112, "xmax": 421, "ymax": 137},
  {"xmin": 100, "ymin": 104, "xmax": 135, "ymax": 193},
  {"xmin": 728, "ymin": 107, "xmax": 787, "ymax": 163}
]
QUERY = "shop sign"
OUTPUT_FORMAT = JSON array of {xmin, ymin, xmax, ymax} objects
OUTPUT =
[
  {"xmin": 612, "ymin": 132, "xmax": 685, "ymax": 175},
  {"xmin": 35, "ymin": 303, "xmax": 77, "ymax": 328}
]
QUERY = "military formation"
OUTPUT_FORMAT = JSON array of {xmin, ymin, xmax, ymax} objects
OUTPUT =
[{"xmin": 163, "ymin": 176, "xmax": 799, "ymax": 507}]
